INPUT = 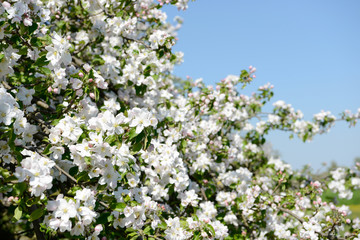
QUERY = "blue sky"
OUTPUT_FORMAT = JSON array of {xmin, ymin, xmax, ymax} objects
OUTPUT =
[{"xmin": 163, "ymin": 0, "xmax": 360, "ymax": 170}]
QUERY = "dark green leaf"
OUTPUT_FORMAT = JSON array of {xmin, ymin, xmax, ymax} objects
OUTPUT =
[
  {"xmin": 132, "ymin": 142, "xmax": 142, "ymax": 152},
  {"xmin": 30, "ymin": 208, "xmax": 45, "ymax": 222},
  {"xmin": 28, "ymin": 22, "xmax": 38, "ymax": 35},
  {"xmin": 69, "ymin": 166, "xmax": 79, "ymax": 176}
]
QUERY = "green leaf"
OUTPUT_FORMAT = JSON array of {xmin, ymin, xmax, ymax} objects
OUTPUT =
[
  {"xmin": 28, "ymin": 22, "xmax": 38, "ymax": 35},
  {"xmin": 30, "ymin": 37, "xmax": 42, "ymax": 47},
  {"xmin": 30, "ymin": 208, "xmax": 45, "ymax": 222},
  {"xmin": 14, "ymin": 206, "xmax": 22, "ymax": 221},
  {"xmin": 96, "ymin": 212, "xmax": 111, "ymax": 224},
  {"xmin": 157, "ymin": 221, "xmax": 167, "ymax": 230},
  {"xmin": 128, "ymin": 128, "xmax": 139, "ymax": 140},
  {"xmin": 94, "ymin": 87, "xmax": 99, "ymax": 101},
  {"xmin": 143, "ymin": 225, "xmax": 151, "ymax": 234},
  {"xmin": 42, "ymin": 144, "xmax": 52, "ymax": 155},
  {"xmin": 39, "ymin": 67, "xmax": 51, "ymax": 75},
  {"xmin": 193, "ymin": 232, "xmax": 201, "ymax": 240},
  {"xmin": 127, "ymin": 232, "xmax": 138, "ymax": 237},
  {"xmin": 26, "ymin": 197, "xmax": 40, "ymax": 207},
  {"xmin": 77, "ymin": 171, "xmax": 89, "ymax": 182},
  {"xmin": 51, "ymin": 119, "xmax": 60, "ymax": 126},
  {"xmin": 35, "ymin": 55, "xmax": 49, "ymax": 67},
  {"xmin": 114, "ymin": 202, "xmax": 127, "ymax": 212},
  {"xmin": 129, "ymin": 235, "xmax": 139, "ymax": 240},
  {"xmin": 206, "ymin": 223, "xmax": 216, "ymax": 237},
  {"xmin": 132, "ymin": 141, "xmax": 142, "ymax": 152},
  {"xmin": 18, "ymin": 46, "xmax": 28, "ymax": 55},
  {"xmin": 69, "ymin": 166, "xmax": 79, "ymax": 176},
  {"xmin": 13, "ymin": 182, "xmax": 27, "ymax": 195},
  {"xmin": 125, "ymin": 228, "xmax": 136, "ymax": 233},
  {"xmin": 105, "ymin": 134, "xmax": 117, "ymax": 144}
]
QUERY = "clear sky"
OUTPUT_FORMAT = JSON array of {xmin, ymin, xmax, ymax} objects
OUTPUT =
[{"xmin": 163, "ymin": 0, "xmax": 360, "ymax": 171}]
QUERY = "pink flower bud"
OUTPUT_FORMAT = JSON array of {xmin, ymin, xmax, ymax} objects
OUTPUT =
[
  {"xmin": 94, "ymin": 224, "xmax": 103, "ymax": 233},
  {"xmin": 249, "ymin": 65, "xmax": 253, "ymax": 70},
  {"xmin": 78, "ymin": 72, "xmax": 84, "ymax": 78},
  {"xmin": 23, "ymin": 18, "xmax": 33, "ymax": 26},
  {"xmin": 88, "ymin": 78, "xmax": 93, "ymax": 83},
  {"xmin": 55, "ymin": 15, "xmax": 60, "ymax": 19},
  {"xmin": 66, "ymin": 36, "xmax": 71, "ymax": 40},
  {"xmin": 346, "ymin": 219, "xmax": 351, "ymax": 224},
  {"xmin": 48, "ymin": 87, "xmax": 53, "ymax": 93},
  {"xmin": 89, "ymin": 92, "xmax": 95, "ymax": 99},
  {"xmin": 53, "ymin": 88, "xmax": 59, "ymax": 94},
  {"xmin": 2, "ymin": 2, "xmax": 11, "ymax": 9}
]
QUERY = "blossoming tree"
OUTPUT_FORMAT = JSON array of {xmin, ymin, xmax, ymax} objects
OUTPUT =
[{"xmin": 0, "ymin": 0, "xmax": 360, "ymax": 239}]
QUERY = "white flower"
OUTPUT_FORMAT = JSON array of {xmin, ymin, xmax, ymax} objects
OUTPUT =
[
  {"xmin": 17, "ymin": 87, "xmax": 35, "ymax": 105},
  {"xmin": 0, "ymin": 103, "xmax": 15, "ymax": 125}
]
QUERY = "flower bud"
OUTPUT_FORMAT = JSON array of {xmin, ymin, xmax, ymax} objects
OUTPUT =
[
  {"xmin": 2, "ymin": 2, "xmax": 11, "ymax": 9},
  {"xmin": 23, "ymin": 18, "xmax": 33, "ymax": 26},
  {"xmin": 94, "ymin": 224, "xmax": 103, "ymax": 234}
]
